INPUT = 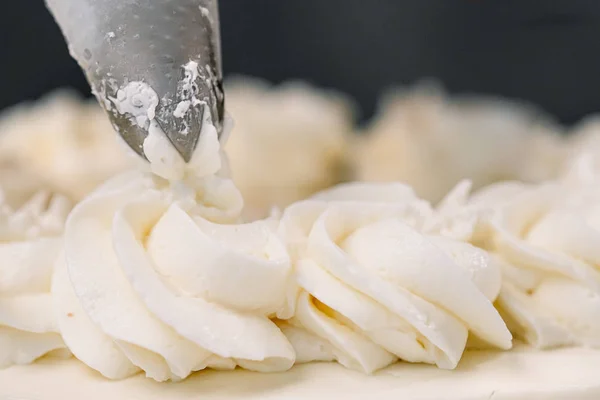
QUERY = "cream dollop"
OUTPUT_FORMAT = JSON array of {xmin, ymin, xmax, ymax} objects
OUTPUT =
[
  {"xmin": 354, "ymin": 86, "xmax": 565, "ymax": 203},
  {"xmin": 53, "ymin": 133, "xmax": 295, "ymax": 381},
  {"xmin": 0, "ymin": 92, "xmax": 134, "ymax": 200},
  {"xmin": 436, "ymin": 174, "xmax": 600, "ymax": 349},
  {"xmin": 491, "ymin": 181, "xmax": 600, "ymax": 348},
  {"xmin": 277, "ymin": 182, "xmax": 511, "ymax": 374},
  {"xmin": 224, "ymin": 79, "xmax": 354, "ymax": 218},
  {"xmin": 0, "ymin": 187, "xmax": 72, "ymax": 367}
]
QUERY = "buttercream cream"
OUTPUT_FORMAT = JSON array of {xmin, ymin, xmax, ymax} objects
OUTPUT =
[
  {"xmin": 277, "ymin": 182, "xmax": 511, "ymax": 373},
  {"xmin": 224, "ymin": 78, "xmax": 354, "ymax": 218},
  {"xmin": 0, "ymin": 184, "xmax": 72, "ymax": 368},
  {"xmin": 434, "ymin": 174, "xmax": 600, "ymax": 349},
  {"xmin": 53, "ymin": 125, "xmax": 295, "ymax": 381}
]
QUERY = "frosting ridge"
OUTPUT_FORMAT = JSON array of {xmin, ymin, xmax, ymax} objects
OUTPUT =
[
  {"xmin": 0, "ymin": 187, "xmax": 71, "ymax": 368},
  {"xmin": 435, "ymin": 172, "xmax": 600, "ymax": 349},
  {"xmin": 278, "ymin": 182, "xmax": 511, "ymax": 373}
]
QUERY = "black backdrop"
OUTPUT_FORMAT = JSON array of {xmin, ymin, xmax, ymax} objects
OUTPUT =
[{"xmin": 2, "ymin": 0, "xmax": 600, "ymax": 124}]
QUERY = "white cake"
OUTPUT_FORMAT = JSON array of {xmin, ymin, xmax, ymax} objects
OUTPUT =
[{"xmin": 2, "ymin": 79, "xmax": 600, "ymax": 400}]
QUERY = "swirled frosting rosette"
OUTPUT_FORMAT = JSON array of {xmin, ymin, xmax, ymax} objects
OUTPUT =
[
  {"xmin": 224, "ymin": 79, "xmax": 354, "ymax": 218},
  {"xmin": 435, "ymin": 171, "xmax": 600, "ymax": 349},
  {"xmin": 0, "ymin": 183, "xmax": 72, "ymax": 368},
  {"xmin": 354, "ymin": 86, "xmax": 564, "ymax": 203},
  {"xmin": 52, "ymin": 128, "xmax": 295, "ymax": 381},
  {"xmin": 0, "ymin": 92, "xmax": 134, "ymax": 200},
  {"xmin": 277, "ymin": 182, "xmax": 512, "ymax": 374}
]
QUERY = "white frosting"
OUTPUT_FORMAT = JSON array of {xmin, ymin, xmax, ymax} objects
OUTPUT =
[
  {"xmin": 0, "ymin": 92, "xmax": 134, "ymax": 200},
  {"xmin": 142, "ymin": 108, "xmax": 222, "ymax": 181},
  {"xmin": 8, "ymin": 80, "xmax": 600, "ymax": 387},
  {"xmin": 435, "ymin": 175, "xmax": 600, "ymax": 349},
  {"xmin": 354, "ymin": 86, "xmax": 565, "ymax": 202},
  {"xmin": 492, "ymin": 183, "xmax": 600, "ymax": 348},
  {"xmin": 0, "ymin": 187, "xmax": 72, "ymax": 368},
  {"xmin": 278, "ymin": 182, "xmax": 511, "ymax": 374},
  {"xmin": 53, "ymin": 128, "xmax": 295, "ymax": 381},
  {"xmin": 0, "ymin": 167, "xmax": 51, "ymax": 210},
  {"xmin": 224, "ymin": 79, "xmax": 353, "ymax": 218},
  {"xmin": 562, "ymin": 116, "xmax": 600, "ymax": 181}
]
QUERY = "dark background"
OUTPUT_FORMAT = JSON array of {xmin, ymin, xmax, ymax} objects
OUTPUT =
[{"xmin": 2, "ymin": 0, "xmax": 600, "ymax": 124}]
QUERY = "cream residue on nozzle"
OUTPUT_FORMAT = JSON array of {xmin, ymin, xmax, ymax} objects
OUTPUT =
[
  {"xmin": 173, "ymin": 100, "xmax": 191, "ymax": 118},
  {"xmin": 110, "ymin": 81, "xmax": 159, "ymax": 128},
  {"xmin": 110, "ymin": 61, "xmax": 222, "ymax": 182},
  {"xmin": 142, "ymin": 121, "xmax": 186, "ymax": 180},
  {"xmin": 143, "ymin": 106, "xmax": 223, "ymax": 181}
]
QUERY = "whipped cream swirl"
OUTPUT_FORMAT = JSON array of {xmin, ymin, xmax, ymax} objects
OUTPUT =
[
  {"xmin": 224, "ymin": 79, "xmax": 353, "ymax": 219},
  {"xmin": 53, "ymin": 128, "xmax": 295, "ymax": 381},
  {"xmin": 0, "ymin": 188, "xmax": 71, "ymax": 367},
  {"xmin": 436, "ymin": 171, "xmax": 600, "ymax": 348},
  {"xmin": 277, "ymin": 182, "xmax": 511, "ymax": 374}
]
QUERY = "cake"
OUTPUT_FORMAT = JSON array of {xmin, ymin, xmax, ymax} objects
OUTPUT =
[{"xmin": 1, "ymin": 79, "xmax": 600, "ymax": 399}]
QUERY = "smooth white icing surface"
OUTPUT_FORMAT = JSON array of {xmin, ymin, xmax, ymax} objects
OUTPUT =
[{"xmin": 1, "ymin": 345, "xmax": 599, "ymax": 400}]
